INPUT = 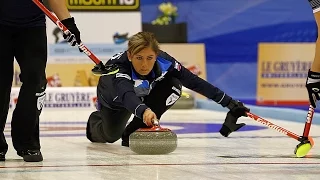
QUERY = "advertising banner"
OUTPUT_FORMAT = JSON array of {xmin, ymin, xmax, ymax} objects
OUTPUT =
[
  {"xmin": 13, "ymin": 44, "xmax": 206, "ymax": 87},
  {"xmin": 161, "ymin": 44, "xmax": 207, "ymax": 81},
  {"xmin": 10, "ymin": 87, "xmax": 97, "ymax": 110},
  {"xmin": 44, "ymin": 0, "xmax": 142, "ymax": 44},
  {"xmin": 9, "ymin": 87, "xmax": 193, "ymax": 110},
  {"xmin": 257, "ymin": 43, "xmax": 314, "ymax": 105},
  {"xmin": 66, "ymin": 0, "xmax": 140, "ymax": 11},
  {"xmin": 46, "ymin": 12, "xmax": 142, "ymax": 44}
]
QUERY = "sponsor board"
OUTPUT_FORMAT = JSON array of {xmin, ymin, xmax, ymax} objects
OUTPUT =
[
  {"xmin": 9, "ymin": 87, "xmax": 193, "ymax": 110},
  {"xmin": 257, "ymin": 43, "xmax": 313, "ymax": 105},
  {"xmin": 10, "ymin": 87, "xmax": 97, "ymax": 110},
  {"xmin": 66, "ymin": 0, "xmax": 140, "ymax": 11},
  {"xmin": 13, "ymin": 44, "xmax": 206, "ymax": 88}
]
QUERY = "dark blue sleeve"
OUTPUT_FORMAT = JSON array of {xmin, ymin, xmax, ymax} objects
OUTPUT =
[
  {"xmin": 113, "ymin": 68, "xmax": 149, "ymax": 119},
  {"xmin": 163, "ymin": 53, "xmax": 232, "ymax": 107}
]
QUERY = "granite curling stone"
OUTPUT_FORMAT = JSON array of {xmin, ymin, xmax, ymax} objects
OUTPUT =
[{"xmin": 129, "ymin": 119, "xmax": 177, "ymax": 155}]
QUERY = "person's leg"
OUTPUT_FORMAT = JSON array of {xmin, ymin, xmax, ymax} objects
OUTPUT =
[
  {"xmin": 11, "ymin": 26, "xmax": 47, "ymax": 162},
  {"xmin": 0, "ymin": 25, "xmax": 15, "ymax": 161},
  {"xmin": 311, "ymin": 12, "xmax": 320, "ymax": 72},
  {"xmin": 122, "ymin": 77, "xmax": 182, "ymax": 146},
  {"xmin": 87, "ymin": 105, "xmax": 132, "ymax": 143},
  {"xmin": 305, "ymin": 1, "xmax": 320, "ymax": 107}
]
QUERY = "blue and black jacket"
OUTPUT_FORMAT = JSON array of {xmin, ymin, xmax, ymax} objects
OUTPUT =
[{"xmin": 97, "ymin": 50, "xmax": 232, "ymax": 119}]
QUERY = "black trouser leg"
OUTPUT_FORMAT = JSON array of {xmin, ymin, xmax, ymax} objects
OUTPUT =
[
  {"xmin": 122, "ymin": 77, "xmax": 182, "ymax": 146},
  {"xmin": 11, "ymin": 27, "xmax": 47, "ymax": 152},
  {"xmin": 87, "ymin": 105, "xmax": 132, "ymax": 143},
  {"xmin": 0, "ymin": 25, "xmax": 14, "ymax": 154}
]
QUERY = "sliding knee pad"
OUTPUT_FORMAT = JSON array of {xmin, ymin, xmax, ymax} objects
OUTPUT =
[{"xmin": 35, "ymin": 81, "xmax": 47, "ymax": 111}]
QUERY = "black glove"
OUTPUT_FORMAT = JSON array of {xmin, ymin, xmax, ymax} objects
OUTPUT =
[
  {"xmin": 60, "ymin": 17, "xmax": 82, "ymax": 51},
  {"xmin": 306, "ymin": 69, "xmax": 320, "ymax": 108},
  {"xmin": 92, "ymin": 63, "xmax": 119, "ymax": 76},
  {"xmin": 219, "ymin": 100, "xmax": 250, "ymax": 137},
  {"xmin": 227, "ymin": 99, "xmax": 250, "ymax": 118}
]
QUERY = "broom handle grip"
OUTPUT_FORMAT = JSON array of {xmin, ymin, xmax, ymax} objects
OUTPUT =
[
  {"xmin": 32, "ymin": 0, "xmax": 102, "ymax": 65},
  {"xmin": 152, "ymin": 119, "xmax": 160, "ymax": 126}
]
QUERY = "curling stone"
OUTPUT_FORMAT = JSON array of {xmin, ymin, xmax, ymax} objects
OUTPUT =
[
  {"xmin": 294, "ymin": 136, "xmax": 315, "ymax": 158},
  {"xmin": 129, "ymin": 119, "xmax": 177, "ymax": 155},
  {"xmin": 171, "ymin": 91, "xmax": 195, "ymax": 109}
]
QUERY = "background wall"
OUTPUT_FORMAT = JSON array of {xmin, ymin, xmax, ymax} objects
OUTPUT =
[{"xmin": 140, "ymin": 0, "xmax": 317, "ymax": 103}]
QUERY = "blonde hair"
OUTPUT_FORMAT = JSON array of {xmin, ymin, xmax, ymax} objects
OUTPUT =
[{"xmin": 127, "ymin": 32, "xmax": 160, "ymax": 56}]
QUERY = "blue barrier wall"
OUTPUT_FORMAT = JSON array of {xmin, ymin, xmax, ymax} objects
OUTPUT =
[{"xmin": 141, "ymin": 0, "xmax": 317, "ymax": 102}]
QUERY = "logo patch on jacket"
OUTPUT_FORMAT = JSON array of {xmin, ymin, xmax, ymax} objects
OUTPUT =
[{"xmin": 174, "ymin": 61, "xmax": 181, "ymax": 71}]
